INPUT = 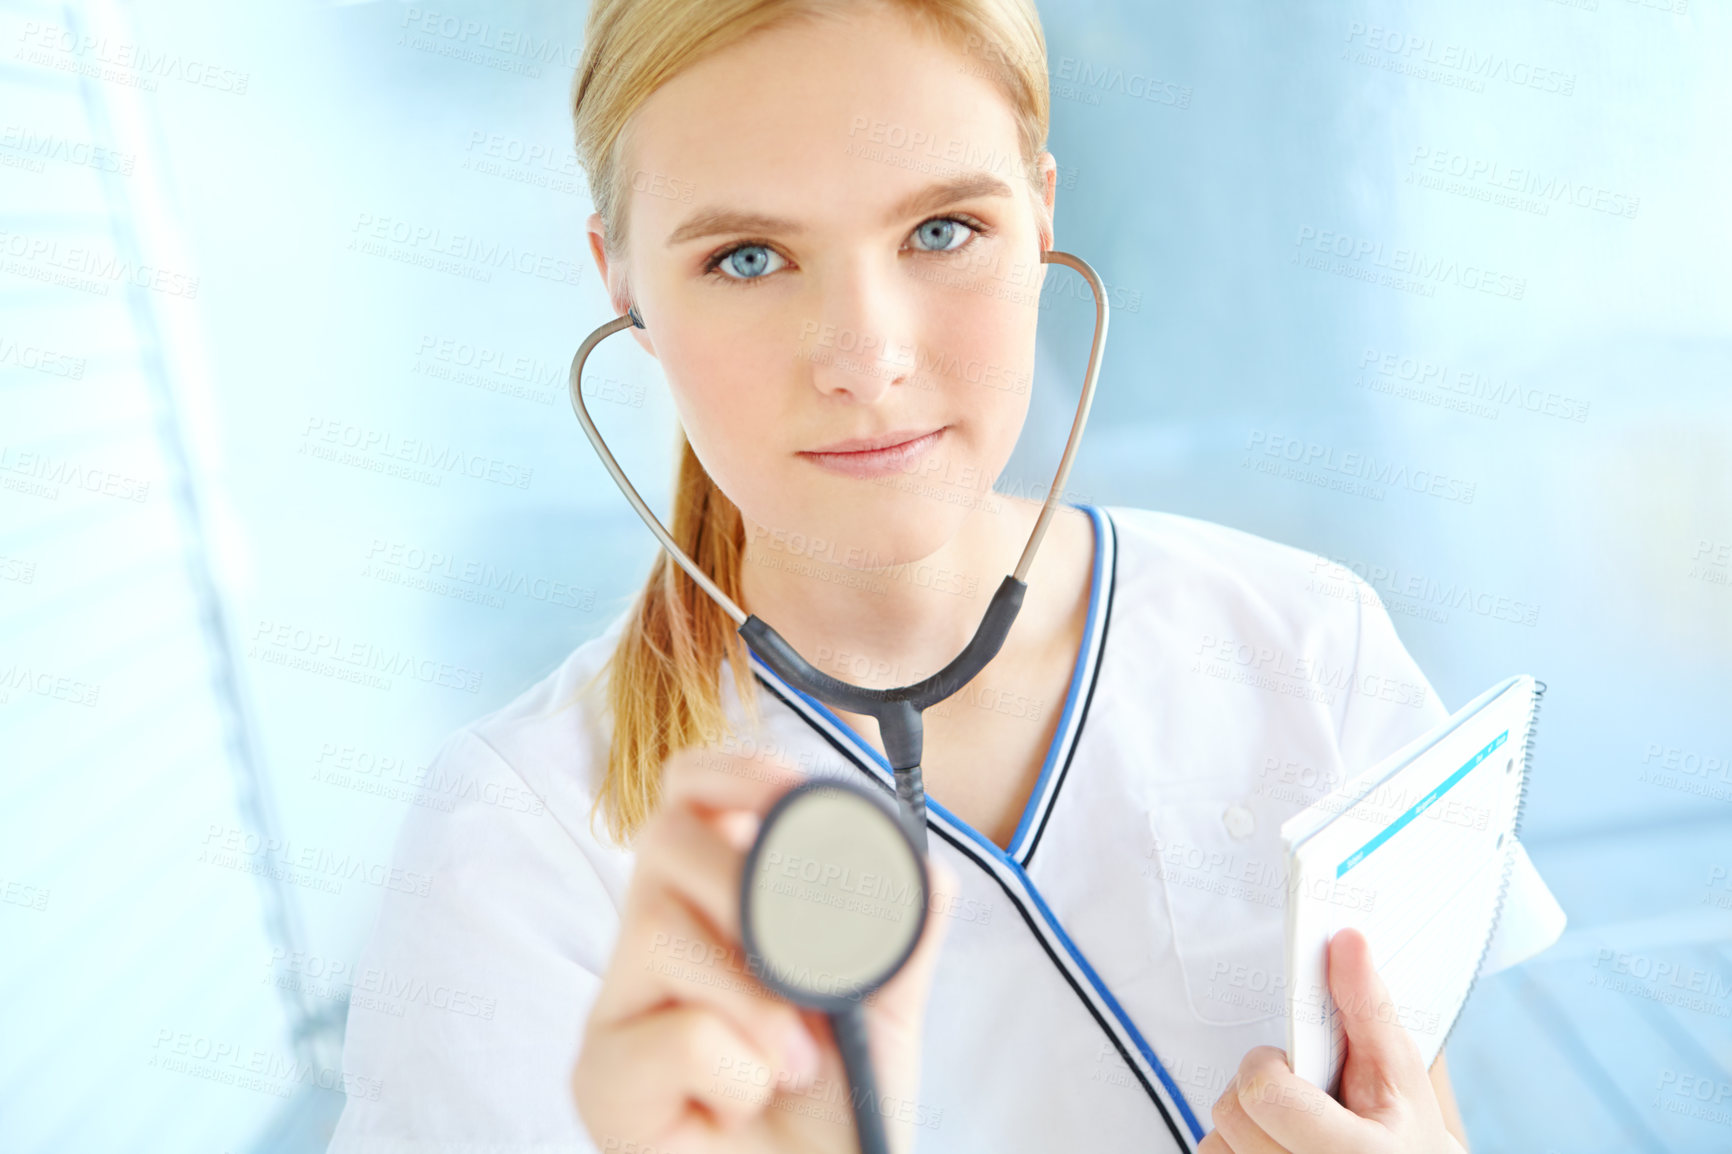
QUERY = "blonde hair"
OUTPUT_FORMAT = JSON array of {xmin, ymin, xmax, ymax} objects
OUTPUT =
[{"xmin": 572, "ymin": 0, "xmax": 1051, "ymax": 845}]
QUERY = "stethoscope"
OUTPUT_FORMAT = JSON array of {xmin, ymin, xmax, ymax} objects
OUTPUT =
[{"xmin": 569, "ymin": 249, "xmax": 1108, "ymax": 1154}]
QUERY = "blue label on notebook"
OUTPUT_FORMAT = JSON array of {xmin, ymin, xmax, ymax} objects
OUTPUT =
[{"xmin": 1337, "ymin": 730, "xmax": 1509, "ymax": 878}]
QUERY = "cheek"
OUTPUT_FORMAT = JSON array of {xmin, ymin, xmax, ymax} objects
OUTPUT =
[
  {"xmin": 952, "ymin": 374, "xmax": 1031, "ymax": 474},
  {"xmin": 936, "ymin": 289, "xmax": 1039, "ymax": 461},
  {"xmin": 655, "ymin": 320, "xmax": 795, "ymax": 509}
]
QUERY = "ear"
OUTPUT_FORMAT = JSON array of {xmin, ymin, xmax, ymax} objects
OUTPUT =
[
  {"xmin": 585, "ymin": 211, "xmax": 656, "ymax": 357},
  {"xmin": 1031, "ymin": 150, "xmax": 1059, "ymax": 253}
]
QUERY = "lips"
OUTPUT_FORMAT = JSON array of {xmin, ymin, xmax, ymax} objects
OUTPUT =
[{"xmin": 798, "ymin": 427, "xmax": 946, "ymax": 479}]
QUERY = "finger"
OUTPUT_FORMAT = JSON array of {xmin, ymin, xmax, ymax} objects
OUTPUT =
[
  {"xmin": 634, "ymin": 799, "xmax": 751, "ymax": 946},
  {"xmin": 596, "ymin": 1001, "xmax": 788, "ymax": 1136},
  {"xmin": 607, "ymin": 879, "xmax": 821, "ymax": 1087},
  {"xmin": 1210, "ymin": 1067, "xmax": 1293, "ymax": 1154},
  {"xmin": 851, "ymin": 853, "xmax": 960, "ymax": 1152},
  {"xmin": 1196, "ymin": 1130, "xmax": 1233, "ymax": 1154},
  {"xmin": 1328, "ymin": 928, "xmax": 1430, "ymax": 1105},
  {"xmin": 868, "ymin": 852, "xmax": 960, "ymax": 1032},
  {"xmin": 1234, "ymin": 1045, "xmax": 1378, "ymax": 1152},
  {"xmin": 661, "ymin": 745, "xmax": 806, "ymax": 822}
]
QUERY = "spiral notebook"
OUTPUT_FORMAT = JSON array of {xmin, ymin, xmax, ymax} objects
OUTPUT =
[{"xmin": 1281, "ymin": 674, "xmax": 1543, "ymax": 1097}]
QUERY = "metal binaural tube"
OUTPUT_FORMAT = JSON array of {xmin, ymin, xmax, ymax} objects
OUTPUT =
[
  {"xmin": 567, "ymin": 312, "xmax": 748, "ymax": 625},
  {"xmin": 1013, "ymin": 250, "xmax": 1110, "ymax": 583}
]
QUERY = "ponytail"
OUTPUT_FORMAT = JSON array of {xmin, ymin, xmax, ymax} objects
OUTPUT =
[{"xmin": 591, "ymin": 437, "xmax": 756, "ymax": 844}]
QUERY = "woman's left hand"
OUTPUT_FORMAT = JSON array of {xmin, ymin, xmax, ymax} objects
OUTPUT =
[{"xmin": 1199, "ymin": 928, "xmax": 1467, "ymax": 1154}]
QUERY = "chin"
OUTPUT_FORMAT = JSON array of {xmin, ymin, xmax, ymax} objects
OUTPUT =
[{"xmin": 749, "ymin": 481, "xmax": 977, "ymax": 572}]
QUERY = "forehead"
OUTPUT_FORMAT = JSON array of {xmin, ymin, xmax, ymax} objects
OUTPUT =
[{"xmin": 621, "ymin": 6, "xmax": 1029, "ymax": 239}]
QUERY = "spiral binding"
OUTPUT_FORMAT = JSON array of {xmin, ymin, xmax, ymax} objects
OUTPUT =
[{"xmin": 1435, "ymin": 678, "xmax": 1545, "ymax": 1058}]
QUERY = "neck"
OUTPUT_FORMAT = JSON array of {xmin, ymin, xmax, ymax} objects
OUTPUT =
[{"xmin": 737, "ymin": 499, "xmax": 1048, "ymax": 690}]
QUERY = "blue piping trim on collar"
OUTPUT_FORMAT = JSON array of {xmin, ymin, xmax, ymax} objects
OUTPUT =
[
  {"xmin": 1004, "ymin": 502, "xmax": 1108, "ymax": 860},
  {"xmin": 744, "ymin": 503, "xmax": 1206, "ymax": 1145}
]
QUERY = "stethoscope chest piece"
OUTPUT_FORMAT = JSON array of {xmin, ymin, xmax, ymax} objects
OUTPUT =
[
  {"xmin": 741, "ymin": 777, "xmax": 930, "ymax": 1009},
  {"xmin": 739, "ymin": 777, "xmax": 930, "ymax": 1154}
]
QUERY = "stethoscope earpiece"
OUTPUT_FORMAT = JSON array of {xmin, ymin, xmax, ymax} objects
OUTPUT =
[{"xmin": 626, "ymin": 304, "xmax": 645, "ymax": 329}]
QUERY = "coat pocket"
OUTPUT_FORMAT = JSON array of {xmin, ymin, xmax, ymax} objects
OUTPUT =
[{"xmin": 1145, "ymin": 784, "xmax": 1290, "ymax": 1026}]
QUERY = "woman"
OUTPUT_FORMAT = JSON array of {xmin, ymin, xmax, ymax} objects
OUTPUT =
[{"xmin": 330, "ymin": 1, "xmax": 1566, "ymax": 1151}]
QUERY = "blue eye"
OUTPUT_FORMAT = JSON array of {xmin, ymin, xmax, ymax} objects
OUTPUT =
[
  {"xmin": 712, "ymin": 244, "xmax": 786, "ymax": 280},
  {"xmin": 911, "ymin": 217, "xmax": 974, "ymax": 252}
]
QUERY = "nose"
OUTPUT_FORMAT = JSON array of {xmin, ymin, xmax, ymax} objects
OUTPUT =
[{"xmin": 798, "ymin": 256, "xmax": 920, "ymax": 404}]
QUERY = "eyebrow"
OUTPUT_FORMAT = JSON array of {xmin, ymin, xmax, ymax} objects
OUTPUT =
[{"xmin": 664, "ymin": 171, "xmax": 1017, "ymax": 247}]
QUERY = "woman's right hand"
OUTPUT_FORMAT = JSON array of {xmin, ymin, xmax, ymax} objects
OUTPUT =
[{"xmin": 572, "ymin": 745, "xmax": 958, "ymax": 1154}]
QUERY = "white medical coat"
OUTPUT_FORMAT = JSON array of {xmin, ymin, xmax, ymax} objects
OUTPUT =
[{"xmin": 328, "ymin": 505, "xmax": 1567, "ymax": 1153}]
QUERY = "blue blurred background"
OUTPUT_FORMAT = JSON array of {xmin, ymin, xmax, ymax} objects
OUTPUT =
[{"xmin": 2, "ymin": 0, "xmax": 1728, "ymax": 1149}]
